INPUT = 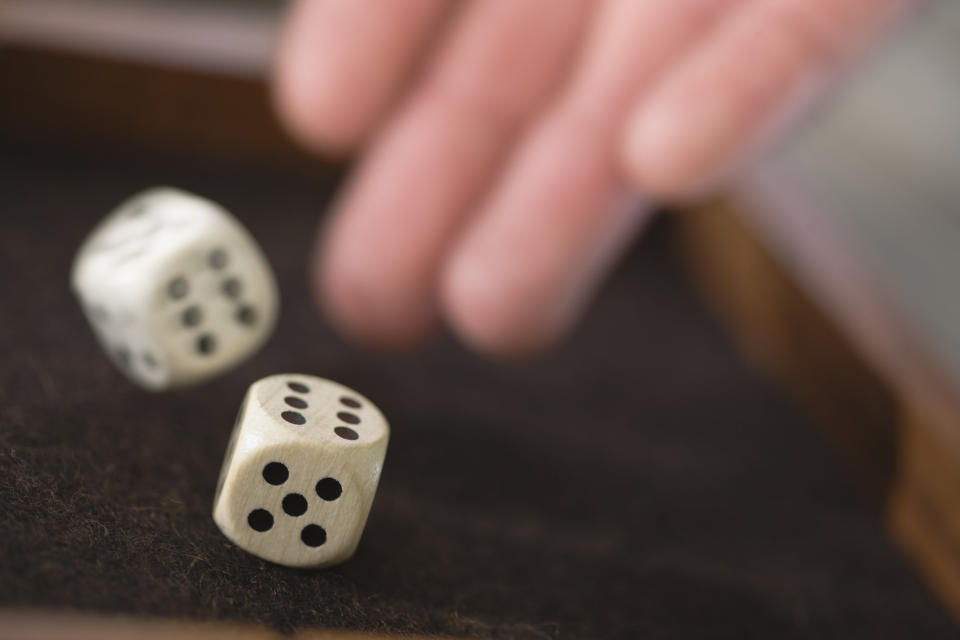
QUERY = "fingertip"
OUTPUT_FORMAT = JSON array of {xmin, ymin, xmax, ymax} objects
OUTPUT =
[
  {"xmin": 273, "ymin": 0, "xmax": 450, "ymax": 156},
  {"xmin": 623, "ymin": 104, "xmax": 718, "ymax": 202},
  {"xmin": 441, "ymin": 253, "xmax": 559, "ymax": 360},
  {"xmin": 314, "ymin": 228, "xmax": 438, "ymax": 352},
  {"xmin": 272, "ymin": 41, "xmax": 369, "ymax": 156}
]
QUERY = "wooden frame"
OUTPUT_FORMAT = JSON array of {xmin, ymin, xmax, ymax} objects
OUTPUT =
[{"xmin": 679, "ymin": 200, "xmax": 960, "ymax": 621}]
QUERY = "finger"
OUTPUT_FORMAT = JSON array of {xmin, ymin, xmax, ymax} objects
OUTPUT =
[
  {"xmin": 442, "ymin": 0, "xmax": 736, "ymax": 355},
  {"xmin": 624, "ymin": 0, "xmax": 916, "ymax": 198},
  {"xmin": 273, "ymin": 0, "xmax": 449, "ymax": 153},
  {"xmin": 318, "ymin": 0, "xmax": 592, "ymax": 349}
]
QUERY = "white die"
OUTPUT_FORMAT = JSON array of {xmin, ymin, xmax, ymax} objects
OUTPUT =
[
  {"xmin": 71, "ymin": 187, "xmax": 279, "ymax": 390},
  {"xmin": 212, "ymin": 374, "xmax": 390, "ymax": 569}
]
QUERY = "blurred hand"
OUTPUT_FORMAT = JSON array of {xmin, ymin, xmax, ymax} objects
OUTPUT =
[{"xmin": 273, "ymin": 0, "xmax": 912, "ymax": 356}]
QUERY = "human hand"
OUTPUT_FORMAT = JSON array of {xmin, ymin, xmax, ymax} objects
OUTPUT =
[{"xmin": 273, "ymin": 0, "xmax": 913, "ymax": 356}]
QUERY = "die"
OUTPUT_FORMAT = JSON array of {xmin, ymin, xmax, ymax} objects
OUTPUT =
[
  {"xmin": 71, "ymin": 187, "xmax": 279, "ymax": 390},
  {"xmin": 212, "ymin": 374, "xmax": 390, "ymax": 568}
]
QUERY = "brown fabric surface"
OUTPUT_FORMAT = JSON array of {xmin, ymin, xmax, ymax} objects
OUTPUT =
[{"xmin": 0, "ymin": 140, "xmax": 954, "ymax": 639}]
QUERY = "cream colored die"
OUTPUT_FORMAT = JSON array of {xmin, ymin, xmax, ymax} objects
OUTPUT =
[
  {"xmin": 213, "ymin": 374, "xmax": 390, "ymax": 568},
  {"xmin": 71, "ymin": 187, "xmax": 278, "ymax": 390}
]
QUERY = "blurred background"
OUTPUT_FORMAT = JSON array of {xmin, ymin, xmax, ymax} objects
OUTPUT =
[
  {"xmin": 2, "ymin": 0, "xmax": 960, "ymax": 637},
  {"xmin": 0, "ymin": 0, "xmax": 301, "ymax": 168}
]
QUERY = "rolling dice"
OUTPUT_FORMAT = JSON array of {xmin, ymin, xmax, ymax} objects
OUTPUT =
[
  {"xmin": 212, "ymin": 374, "xmax": 389, "ymax": 568},
  {"xmin": 71, "ymin": 187, "xmax": 279, "ymax": 390}
]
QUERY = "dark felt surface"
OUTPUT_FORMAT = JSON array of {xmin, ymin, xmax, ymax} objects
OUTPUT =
[{"xmin": 0, "ymin": 140, "xmax": 954, "ymax": 639}]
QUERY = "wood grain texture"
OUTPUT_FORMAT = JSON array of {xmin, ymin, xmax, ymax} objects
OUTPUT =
[
  {"xmin": 0, "ymin": 610, "xmax": 453, "ymax": 640},
  {"xmin": 890, "ymin": 398, "xmax": 960, "ymax": 616},
  {"xmin": 0, "ymin": 43, "xmax": 322, "ymax": 173},
  {"xmin": 213, "ymin": 374, "xmax": 389, "ymax": 568}
]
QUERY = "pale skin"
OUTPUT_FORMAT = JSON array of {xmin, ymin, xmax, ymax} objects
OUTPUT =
[{"xmin": 273, "ymin": 0, "xmax": 916, "ymax": 357}]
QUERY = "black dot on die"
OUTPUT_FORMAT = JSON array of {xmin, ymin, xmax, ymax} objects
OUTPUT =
[
  {"xmin": 340, "ymin": 396, "xmax": 362, "ymax": 409},
  {"xmin": 222, "ymin": 277, "xmax": 242, "ymax": 299},
  {"xmin": 247, "ymin": 509, "xmax": 273, "ymax": 532},
  {"xmin": 209, "ymin": 249, "xmax": 228, "ymax": 270},
  {"xmin": 282, "ymin": 411, "xmax": 306, "ymax": 425},
  {"xmin": 236, "ymin": 305, "xmax": 257, "ymax": 327},
  {"xmin": 288, "ymin": 382, "xmax": 309, "ymax": 393},
  {"xmin": 182, "ymin": 305, "xmax": 203, "ymax": 327},
  {"xmin": 141, "ymin": 352, "xmax": 158, "ymax": 368},
  {"xmin": 262, "ymin": 462, "xmax": 288, "ymax": 485},
  {"xmin": 284, "ymin": 396, "xmax": 308, "ymax": 409},
  {"xmin": 315, "ymin": 478, "xmax": 342, "ymax": 501},
  {"xmin": 168, "ymin": 277, "xmax": 188, "ymax": 300},
  {"xmin": 337, "ymin": 411, "xmax": 360, "ymax": 425},
  {"xmin": 301, "ymin": 524, "xmax": 326, "ymax": 547},
  {"xmin": 196, "ymin": 334, "xmax": 216, "ymax": 355},
  {"xmin": 334, "ymin": 426, "xmax": 359, "ymax": 441},
  {"xmin": 282, "ymin": 493, "xmax": 308, "ymax": 517}
]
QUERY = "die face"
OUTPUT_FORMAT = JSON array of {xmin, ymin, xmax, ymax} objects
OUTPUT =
[
  {"xmin": 252, "ymin": 374, "xmax": 389, "ymax": 450},
  {"xmin": 216, "ymin": 444, "xmax": 366, "ymax": 568},
  {"xmin": 75, "ymin": 188, "xmax": 214, "ymax": 284},
  {"xmin": 149, "ymin": 233, "xmax": 278, "ymax": 387},
  {"xmin": 72, "ymin": 187, "xmax": 278, "ymax": 390},
  {"xmin": 213, "ymin": 374, "xmax": 390, "ymax": 568}
]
